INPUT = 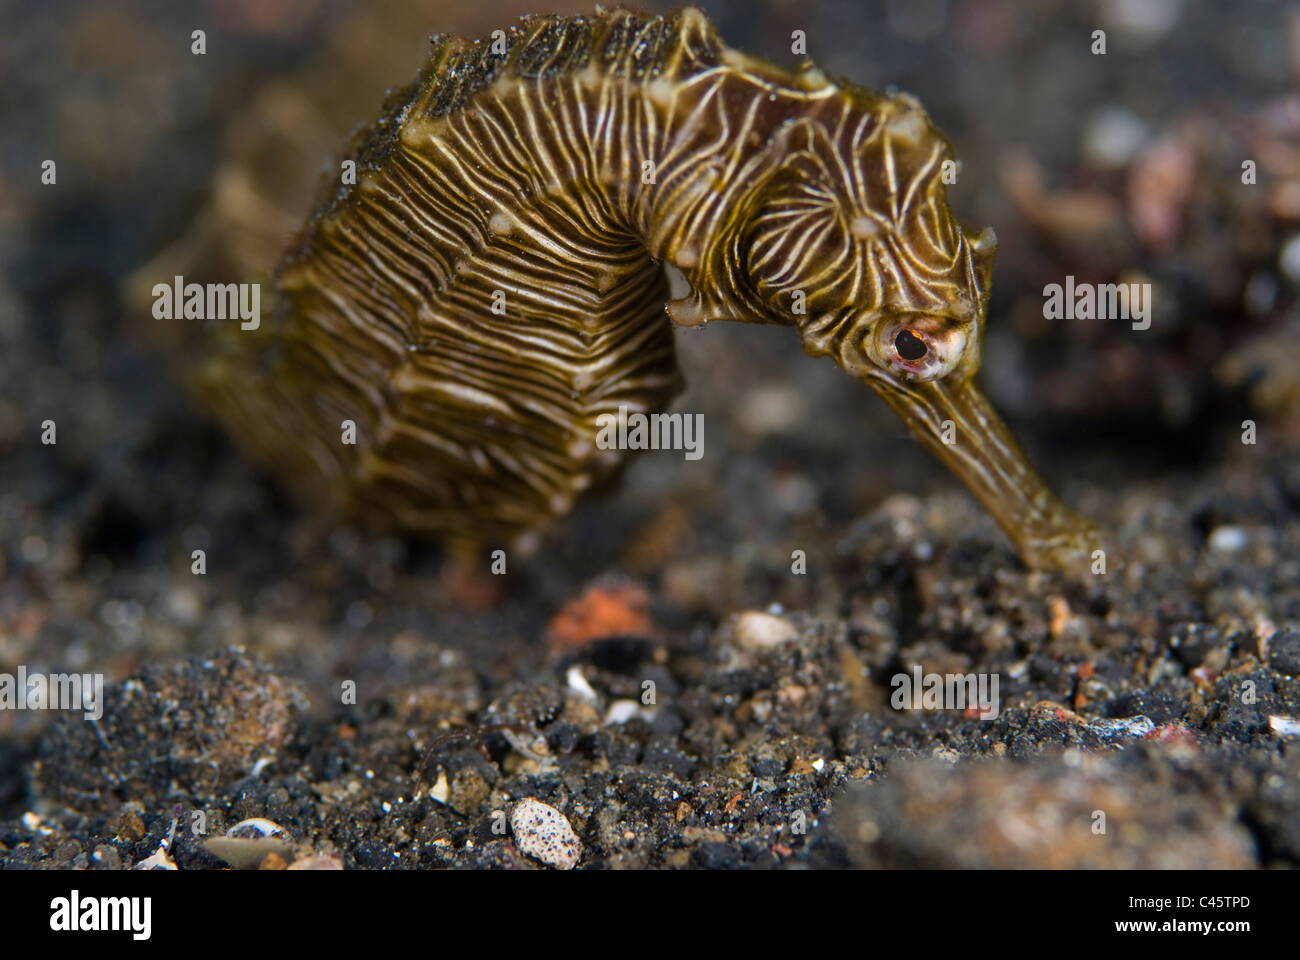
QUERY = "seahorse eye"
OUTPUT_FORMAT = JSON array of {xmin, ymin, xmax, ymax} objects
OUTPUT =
[
  {"xmin": 894, "ymin": 329, "xmax": 929, "ymax": 363},
  {"xmin": 872, "ymin": 315, "xmax": 968, "ymax": 383}
]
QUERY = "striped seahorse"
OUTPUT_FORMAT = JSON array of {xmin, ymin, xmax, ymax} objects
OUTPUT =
[{"xmin": 189, "ymin": 6, "xmax": 1098, "ymax": 571}]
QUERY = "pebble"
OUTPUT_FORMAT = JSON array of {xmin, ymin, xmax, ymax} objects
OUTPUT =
[
  {"xmin": 1207, "ymin": 525, "xmax": 1248, "ymax": 553},
  {"xmin": 91, "ymin": 845, "xmax": 121, "ymax": 870},
  {"xmin": 511, "ymin": 798, "xmax": 582, "ymax": 870},
  {"xmin": 1280, "ymin": 234, "xmax": 1300, "ymax": 283},
  {"xmin": 604, "ymin": 699, "xmax": 646, "ymax": 724},
  {"xmin": 113, "ymin": 810, "xmax": 146, "ymax": 842},
  {"xmin": 735, "ymin": 384, "xmax": 805, "ymax": 436},
  {"xmin": 1267, "ymin": 628, "xmax": 1300, "ymax": 675},
  {"xmin": 1083, "ymin": 106, "xmax": 1148, "ymax": 167},
  {"xmin": 734, "ymin": 611, "xmax": 799, "ymax": 650},
  {"xmin": 1102, "ymin": 0, "xmax": 1184, "ymax": 40},
  {"xmin": 164, "ymin": 586, "xmax": 203, "ymax": 626},
  {"xmin": 1088, "ymin": 714, "xmax": 1156, "ymax": 739}
]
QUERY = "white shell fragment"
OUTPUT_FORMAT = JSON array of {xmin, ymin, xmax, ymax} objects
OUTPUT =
[
  {"xmin": 510, "ymin": 798, "xmax": 582, "ymax": 870},
  {"xmin": 605, "ymin": 699, "xmax": 650, "ymax": 725},
  {"xmin": 1269, "ymin": 715, "xmax": 1300, "ymax": 738},
  {"xmin": 428, "ymin": 770, "xmax": 451, "ymax": 805},
  {"xmin": 202, "ymin": 817, "xmax": 294, "ymax": 869},
  {"xmin": 566, "ymin": 665, "xmax": 598, "ymax": 703},
  {"xmin": 1088, "ymin": 714, "xmax": 1155, "ymax": 739},
  {"xmin": 734, "ymin": 611, "xmax": 799, "ymax": 650},
  {"xmin": 226, "ymin": 817, "xmax": 289, "ymax": 838},
  {"xmin": 134, "ymin": 843, "xmax": 178, "ymax": 871}
]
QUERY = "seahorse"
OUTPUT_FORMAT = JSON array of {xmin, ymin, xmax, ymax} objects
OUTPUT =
[{"xmin": 186, "ymin": 6, "xmax": 1099, "ymax": 572}]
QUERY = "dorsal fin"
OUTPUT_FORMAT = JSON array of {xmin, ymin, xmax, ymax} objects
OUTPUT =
[{"xmin": 295, "ymin": 9, "xmax": 724, "ymax": 247}]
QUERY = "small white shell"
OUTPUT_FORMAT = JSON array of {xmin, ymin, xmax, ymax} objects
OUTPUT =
[
  {"xmin": 734, "ymin": 611, "xmax": 798, "ymax": 650},
  {"xmin": 510, "ymin": 798, "xmax": 581, "ymax": 870}
]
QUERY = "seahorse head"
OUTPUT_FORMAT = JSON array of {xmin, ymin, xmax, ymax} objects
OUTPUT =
[
  {"xmin": 736, "ymin": 87, "xmax": 1100, "ymax": 573},
  {"xmin": 743, "ymin": 90, "xmax": 997, "ymax": 391}
]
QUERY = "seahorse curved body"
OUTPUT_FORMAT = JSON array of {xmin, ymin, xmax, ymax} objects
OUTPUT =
[{"xmin": 195, "ymin": 7, "xmax": 1097, "ymax": 570}]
